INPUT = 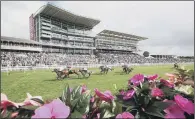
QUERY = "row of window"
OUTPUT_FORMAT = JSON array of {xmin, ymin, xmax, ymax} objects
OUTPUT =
[
  {"xmin": 97, "ymin": 37, "xmax": 138, "ymax": 44},
  {"xmin": 1, "ymin": 42, "xmax": 40, "ymax": 47},
  {"xmin": 41, "ymin": 39, "xmax": 93, "ymax": 47},
  {"xmin": 42, "ymin": 48, "xmax": 92, "ymax": 54}
]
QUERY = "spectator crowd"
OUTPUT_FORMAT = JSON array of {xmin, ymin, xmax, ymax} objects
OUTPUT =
[{"xmin": 1, "ymin": 51, "xmax": 194, "ymax": 67}]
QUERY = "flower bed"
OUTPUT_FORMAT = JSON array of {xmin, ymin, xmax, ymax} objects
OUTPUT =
[{"xmin": 1, "ymin": 67, "xmax": 194, "ymax": 119}]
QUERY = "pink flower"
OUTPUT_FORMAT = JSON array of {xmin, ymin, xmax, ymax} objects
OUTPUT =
[
  {"xmin": 130, "ymin": 74, "xmax": 144, "ymax": 86},
  {"xmin": 151, "ymin": 88, "xmax": 164, "ymax": 98},
  {"xmin": 82, "ymin": 85, "xmax": 87, "ymax": 93},
  {"xmin": 147, "ymin": 74, "xmax": 158, "ymax": 81},
  {"xmin": 1, "ymin": 93, "xmax": 22, "ymax": 108},
  {"xmin": 94, "ymin": 89, "xmax": 114, "ymax": 102},
  {"xmin": 32, "ymin": 99, "xmax": 70, "ymax": 118},
  {"xmin": 164, "ymin": 101, "xmax": 185, "ymax": 119},
  {"xmin": 123, "ymin": 89, "xmax": 135, "ymax": 100},
  {"xmin": 1, "ymin": 93, "xmax": 43, "ymax": 112},
  {"xmin": 116, "ymin": 112, "xmax": 134, "ymax": 119},
  {"xmin": 82, "ymin": 114, "xmax": 87, "ymax": 119},
  {"xmin": 119, "ymin": 90, "xmax": 125, "ymax": 95},
  {"xmin": 160, "ymin": 79, "xmax": 174, "ymax": 88},
  {"xmin": 174, "ymin": 94, "xmax": 194, "ymax": 114},
  {"xmin": 90, "ymin": 97, "xmax": 95, "ymax": 103}
]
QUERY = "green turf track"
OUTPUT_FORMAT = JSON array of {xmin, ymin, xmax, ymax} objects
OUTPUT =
[{"xmin": 1, "ymin": 64, "xmax": 194, "ymax": 102}]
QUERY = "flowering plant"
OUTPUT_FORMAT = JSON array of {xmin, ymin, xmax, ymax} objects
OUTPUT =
[
  {"xmin": 116, "ymin": 74, "xmax": 194, "ymax": 119},
  {"xmin": 1, "ymin": 72, "xmax": 194, "ymax": 119}
]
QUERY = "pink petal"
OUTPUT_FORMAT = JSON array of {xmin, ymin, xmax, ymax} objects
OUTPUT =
[
  {"xmin": 123, "ymin": 90, "xmax": 135, "ymax": 100},
  {"xmin": 51, "ymin": 99, "xmax": 70, "ymax": 118},
  {"xmin": 151, "ymin": 88, "xmax": 164, "ymax": 98},
  {"xmin": 32, "ymin": 106, "xmax": 52, "ymax": 118},
  {"xmin": 174, "ymin": 95, "xmax": 194, "ymax": 114},
  {"xmin": 116, "ymin": 114, "xmax": 123, "ymax": 118},
  {"xmin": 185, "ymin": 101, "xmax": 194, "ymax": 114},
  {"xmin": 147, "ymin": 74, "xmax": 158, "ymax": 80},
  {"xmin": 164, "ymin": 100, "xmax": 185, "ymax": 119},
  {"xmin": 95, "ymin": 89, "xmax": 114, "ymax": 102},
  {"xmin": 82, "ymin": 85, "xmax": 87, "ymax": 93},
  {"xmin": 90, "ymin": 97, "xmax": 95, "ymax": 103},
  {"xmin": 1, "ymin": 93, "xmax": 8, "ymax": 101},
  {"xmin": 122, "ymin": 112, "xmax": 134, "ymax": 118}
]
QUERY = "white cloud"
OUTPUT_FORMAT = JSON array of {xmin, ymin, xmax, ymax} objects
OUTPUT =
[{"xmin": 1, "ymin": 1, "xmax": 194, "ymax": 56}]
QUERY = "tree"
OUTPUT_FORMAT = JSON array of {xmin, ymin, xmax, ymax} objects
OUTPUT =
[{"xmin": 143, "ymin": 51, "xmax": 149, "ymax": 57}]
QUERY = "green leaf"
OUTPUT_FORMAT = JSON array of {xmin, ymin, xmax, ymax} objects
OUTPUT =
[
  {"xmin": 152, "ymin": 101, "xmax": 173, "ymax": 111},
  {"xmin": 71, "ymin": 110, "xmax": 83, "ymax": 118},
  {"xmin": 100, "ymin": 109, "xmax": 115, "ymax": 118},
  {"xmin": 62, "ymin": 84, "xmax": 71, "ymax": 106},
  {"xmin": 145, "ymin": 101, "xmax": 171, "ymax": 118},
  {"xmin": 145, "ymin": 109, "xmax": 164, "ymax": 118},
  {"xmin": 111, "ymin": 101, "xmax": 122, "ymax": 115},
  {"xmin": 99, "ymin": 101, "xmax": 111, "ymax": 111},
  {"xmin": 126, "ymin": 106, "xmax": 135, "ymax": 112},
  {"xmin": 71, "ymin": 98, "xmax": 80, "ymax": 111},
  {"xmin": 135, "ymin": 111, "xmax": 140, "ymax": 118},
  {"xmin": 71, "ymin": 86, "xmax": 82, "ymax": 100},
  {"xmin": 76, "ymin": 92, "xmax": 91, "ymax": 114}
]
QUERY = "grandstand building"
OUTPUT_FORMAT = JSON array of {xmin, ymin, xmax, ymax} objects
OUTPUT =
[
  {"xmin": 95, "ymin": 30, "xmax": 147, "ymax": 54},
  {"xmin": 30, "ymin": 3, "xmax": 100, "ymax": 54},
  {"xmin": 1, "ymin": 36, "xmax": 42, "ymax": 52}
]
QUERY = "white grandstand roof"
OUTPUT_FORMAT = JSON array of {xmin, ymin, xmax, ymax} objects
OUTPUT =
[
  {"xmin": 33, "ymin": 3, "xmax": 100, "ymax": 29},
  {"xmin": 1, "ymin": 36, "xmax": 41, "ymax": 45},
  {"xmin": 97, "ymin": 30, "xmax": 148, "ymax": 40}
]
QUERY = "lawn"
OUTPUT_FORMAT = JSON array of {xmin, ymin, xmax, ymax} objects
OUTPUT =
[{"xmin": 1, "ymin": 64, "xmax": 194, "ymax": 102}]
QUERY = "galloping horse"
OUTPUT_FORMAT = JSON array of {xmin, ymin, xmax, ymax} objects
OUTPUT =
[
  {"xmin": 122, "ymin": 65, "xmax": 133, "ymax": 74},
  {"xmin": 52, "ymin": 68, "xmax": 80, "ymax": 79},
  {"xmin": 52, "ymin": 69, "xmax": 65, "ymax": 80},
  {"xmin": 79, "ymin": 68, "xmax": 92, "ymax": 78},
  {"xmin": 99, "ymin": 65, "xmax": 114, "ymax": 74}
]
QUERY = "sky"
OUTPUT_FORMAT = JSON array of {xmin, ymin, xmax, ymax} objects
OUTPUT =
[{"xmin": 1, "ymin": 1, "xmax": 194, "ymax": 56}]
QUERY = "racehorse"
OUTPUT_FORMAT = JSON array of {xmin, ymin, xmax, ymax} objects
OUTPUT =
[
  {"xmin": 99, "ymin": 65, "xmax": 114, "ymax": 74},
  {"xmin": 122, "ymin": 65, "xmax": 134, "ymax": 74},
  {"xmin": 79, "ymin": 68, "xmax": 92, "ymax": 78},
  {"xmin": 52, "ymin": 68, "xmax": 80, "ymax": 79},
  {"xmin": 52, "ymin": 68, "xmax": 65, "ymax": 80}
]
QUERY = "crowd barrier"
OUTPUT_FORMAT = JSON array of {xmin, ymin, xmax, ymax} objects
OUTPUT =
[{"xmin": 1, "ymin": 62, "xmax": 194, "ymax": 72}]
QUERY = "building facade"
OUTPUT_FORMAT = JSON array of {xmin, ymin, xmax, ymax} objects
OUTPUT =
[
  {"xmin": 95, "ymin": 30, "xmax": 147, "ymax": 54},
  {"xmin": 30, "ymin": 3, "xmax": 100, "ymax": 54}
]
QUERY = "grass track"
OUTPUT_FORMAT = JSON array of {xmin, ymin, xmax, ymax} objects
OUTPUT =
[{"xmin": 1, "ymin": 64, "xmax": 194, "ymax": 102}]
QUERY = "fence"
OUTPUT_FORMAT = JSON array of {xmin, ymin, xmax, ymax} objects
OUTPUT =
[{"xmin": 1, "ymin": 62, "xmax": 193, "ymax": 72}]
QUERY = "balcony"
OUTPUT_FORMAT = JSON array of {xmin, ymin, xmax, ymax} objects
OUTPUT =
[
  {"xmin": 41, "ymin": 34, "xmax": 51, "ymax": 38},
  {"xmin": 41, "ymin": 26, "xmax": 51, "ymax": 30},
  {"xmin": 51, "ymin": 35, "xmax": 61, "ymax": 39},
  {"xmin": 42, "ymin": 22, "xmax": 51, "ymax": 27},
  {"xmin": 41, "ymin": 30, "xmax": 51, "ymax": 35}
]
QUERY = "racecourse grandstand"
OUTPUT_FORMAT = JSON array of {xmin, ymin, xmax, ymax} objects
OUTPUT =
[
  {"xmin": 95, "ymin": 30, "xmax": 148, "ymax": 64},
  {"xmin": 95, "ymin": 30, "xmax": 147, "ymax": 53},
  {"xmin": 30, "ymin": 3, "xmax": 100, "ymax": 54}
]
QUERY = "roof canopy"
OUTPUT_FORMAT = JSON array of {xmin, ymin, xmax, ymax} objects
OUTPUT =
[
  {"xmin": 97, "ymin": 30, "xmax": 148, "ymax": 40},
  {"xmin": 34, "ymin": 3, "xmax": 100, "ymax": 29},
  {"xmin": 1, "ymin": 36, "xmax": 41, "ymax": 45}
]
